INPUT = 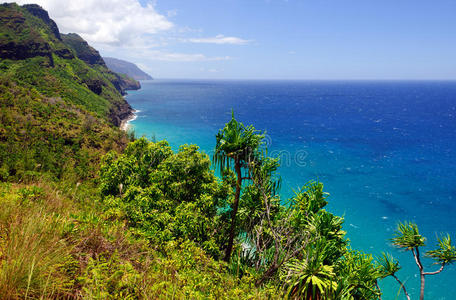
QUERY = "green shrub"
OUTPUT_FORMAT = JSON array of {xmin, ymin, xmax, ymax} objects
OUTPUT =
[
  {"xmin": 80, "ymin": 253, "xmax": 140, "ymax": 299},
  {"xmin": 99, "ymin": 138, "xmax": 229, "ymax": 256}
]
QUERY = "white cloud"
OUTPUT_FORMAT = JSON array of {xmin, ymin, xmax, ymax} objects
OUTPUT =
[
  {"xmin": 12, "ymin": 0, "xmax": 173, "ymax": 45},
  {"xmin": 8, "ymin": 0, "xmax": 245, "ymax": 69},
  {"xmin": 106, "ymin": 47, "xmax": 231, "ymax": 62},
  {"xmin": 188, "ymin": 34, "xmax": 251, "ymax": 45},
  {"xmin": 137, "ymin": 50, "xmax": 231, "ymax": 62}
]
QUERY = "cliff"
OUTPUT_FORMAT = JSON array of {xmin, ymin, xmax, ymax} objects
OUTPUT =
[
  {"xmin": 61, "ymin": 33, "xmax": 141, "ymax": 94},
  {"xmin": 0, "ymin": 3, "xmax": 134, "ymax": 126},
  {"xmin": 0, "ymin": 3, "xmax": 73, "ymax": 65},
  {"xmin": 104, "ymin": 56, "xmax": 153, "ymax": 80},
  {"xmin": 61, "ymin": 33, "xmax": 105, "ymax": 66}
]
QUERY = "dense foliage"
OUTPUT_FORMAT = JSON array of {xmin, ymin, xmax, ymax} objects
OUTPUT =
[
  {"xmin": 0, "ymin": 182, "xmax": 275, "ymax": 299},
  {"xmin": 0, "ymin": 3, "xmax": 136, "ymax": 182},
  {"xmin": 98, "ymin": 120, "xmax": 384, "ymax": 299},
  {"xmin": 0, "ymin": 78, "xmax": 129, "ymax": 182},
  {"xmin": 99, "ymin": 138, "xmax": 230, "ymax": 257}
]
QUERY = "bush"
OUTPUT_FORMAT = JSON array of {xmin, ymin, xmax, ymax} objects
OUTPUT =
[{"xmin": 99, "ymin": 138, "xmax": 229, "ymax": 256}]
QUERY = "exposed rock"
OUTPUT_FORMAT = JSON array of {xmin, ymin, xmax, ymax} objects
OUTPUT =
[
  {"xmin": 61, "ymin": 33, "xmax": 106, "ymax": 66},
  {"xmin": 85, "ymin": 79, "xmax": 104, "ymax": 95},
  {"xmin": 0, "ymin": 39, "xmax": 51, "ymax": 61},
  {"xmin": 0, "ymin": 7, "xmax": 53, "ymax": 63},
  {"xmin": 109, "ymin": 101, "xmax": 134, "ymax": 127},
  {"xmin": 23, "ymin": 4, "xmax": 61, "ymax": 40},
  {"xmin": 121, "ymin": 76, "xmax": 141, "ymax": 90},
  {"xmin": 111, "ymin": 73, "xmax": 141, "ymax": 95},
  {"xmin": 0, "ymin": 3, "xmax": 71, "ymax": 64},
  {"xmin": 0, "ymin": 3, "xmax": 136, "ymax": 128},
  {"xmin": 54, "ymin": 47, "xmax": 75, "ymax": 59}
]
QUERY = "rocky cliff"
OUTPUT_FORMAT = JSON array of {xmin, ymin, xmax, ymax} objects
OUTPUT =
[
  {"xmin": 104, "ymin": 57, "xmax": 153, "ymax": 80},
  {"xmin": 0, "ymin": 3, "xmax": 134, "ymax": 127},
  {"xmin": 61, "ymin": 33, "xmax": 106, "ymax": 66},
  {"xmin": 0, "ymin": 3, "xmax": 73, "ymax": 65},
  {"xmin": 62, "ymin": 33, "xmax": 141, "ymax": 94},
  {"xmin": 23, "ymin": 4, "xmax": 61, "ymax": 40}
]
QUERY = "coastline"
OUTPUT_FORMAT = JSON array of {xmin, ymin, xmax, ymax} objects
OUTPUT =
[{"xmin": 120, "ymin": 110, "xmax": 137, "ymax": 131}]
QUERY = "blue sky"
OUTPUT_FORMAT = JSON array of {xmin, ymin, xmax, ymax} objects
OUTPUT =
[{"xmin": 13, "ymin": 0, "xmax": 456, "ymax": 79}]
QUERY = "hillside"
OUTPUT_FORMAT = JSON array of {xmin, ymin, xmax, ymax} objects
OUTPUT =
[
  {"xmin": 104, "ymin": 56, "xmax": 153, "ymax": 80},
  {"xmin": 0, "ymin": 2, "xmax": 135, "ymax": 181},
  {"xmin": 0, "ymin": 3, "xmax": 139, "ymax": 126},
  {"xmin": 62, "ymin": 34, "xmax": 141, "ymax": 93}
]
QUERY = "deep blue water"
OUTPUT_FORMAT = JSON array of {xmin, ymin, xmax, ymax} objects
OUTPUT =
[{"xmin": 126, "ymin": 80, "xmax": 456, "ymax": 299}]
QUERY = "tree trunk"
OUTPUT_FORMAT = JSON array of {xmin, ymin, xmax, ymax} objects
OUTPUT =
[
  {"xmin": 255, "ymin": 263, "xmax": 279, "ymax": 286},
  {"xmin": 420, "ymin": 271, "xmax": 425, "ymax": 300},
  {"xmin": 375, "ymin": 281, "xmax": 383, "ymax": 300},
  {"xmin": 392, "ymin": 275, "xmax": 410, "ymax": 300},
  {"xmin": 224, "ymin": 159, "xmax": 242, "ymax": 262},
  {"xmin": 414, "ymin": 247, "xmax": 425, "ymax": 300}
]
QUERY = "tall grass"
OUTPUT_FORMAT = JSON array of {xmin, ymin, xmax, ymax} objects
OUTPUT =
[
  {"xmin": 0, "ymin": 182, "xmax": 279, "ymax": 299},
  {"xmin": 0, "ymin": 184, "xmax": 73, "ymax": 299}
]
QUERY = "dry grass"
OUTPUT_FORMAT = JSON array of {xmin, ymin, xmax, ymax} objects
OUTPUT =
[
  {"xmin": 0, "ymin": 182, "xmax": 146, "ymax": 299},
  {"xmin": 0, "ymin": 182, "xmax": 277, "ymax": 299},
  {"xmin": 0, "ymin": 183, "xmax": 73, "ymax": 299}
]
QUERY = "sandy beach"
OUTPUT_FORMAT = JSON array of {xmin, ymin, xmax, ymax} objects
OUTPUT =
[{"xmin": 120, "ymin": 110, "xmax": 137, "ymax": 131}]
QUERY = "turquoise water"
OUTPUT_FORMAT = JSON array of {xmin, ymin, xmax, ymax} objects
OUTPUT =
[{"xmin": 126, "ymin": 79, "xmax": 456, "ymax": 299}]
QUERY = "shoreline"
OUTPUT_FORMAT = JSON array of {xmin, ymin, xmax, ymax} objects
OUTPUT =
[{"xmin": 120, "ymin": 110, "xmax": 138, "ymax": 131}]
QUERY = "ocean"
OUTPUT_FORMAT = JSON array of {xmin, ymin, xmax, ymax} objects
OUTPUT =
[{"xmin": 126, "ymin": 79, "xmax": 456, "ymax": 299}]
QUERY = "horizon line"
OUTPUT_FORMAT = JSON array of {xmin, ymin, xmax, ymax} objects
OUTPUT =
[{"xmin": 142, "ymin": 78, "xmax": 456, "ymax": 82}]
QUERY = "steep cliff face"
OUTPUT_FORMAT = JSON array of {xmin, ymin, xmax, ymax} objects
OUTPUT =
[
  {"xmin": 0, "ymin": 4, "xmax": 75, "ymax": 65},
  {"xmin": 23, "ymin": 4, "xmax": 61, "ymax": 40},
  {"xmin": 61, "ymin": 33, "xmax": 106, "ymax": 66},
  {"xmin": 61, "ymin": 33, "xmax": 141, "ymax": 95},
  {"xmin": 104, "ymin": 57, "xmax": 153, "ymax": 80},
  {"xmin": 115, "ymin": 72, "xmax": 141, "ymax": 92},
  {"xmin": 0, "ymin": 3, "xmax": 132, "ymax": 127}
]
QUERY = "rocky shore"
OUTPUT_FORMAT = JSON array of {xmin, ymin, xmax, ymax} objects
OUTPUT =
[{"xmin": 120, "ymin": 109, "xmax": 137, "ymax": 131}]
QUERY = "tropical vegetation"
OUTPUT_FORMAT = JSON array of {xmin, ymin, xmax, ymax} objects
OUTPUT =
[
  {"xmin": 1, "ymin": 2, "xmax": 455, "ymax": 299},
  {"xmin": 378, "ymin": 222, "xmax": 456, "ymax": 300}
]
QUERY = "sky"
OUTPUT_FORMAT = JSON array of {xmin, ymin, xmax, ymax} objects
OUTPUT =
[{"xmin": 9, "ymin": 0, "xmax": 456, "ymax": 79}]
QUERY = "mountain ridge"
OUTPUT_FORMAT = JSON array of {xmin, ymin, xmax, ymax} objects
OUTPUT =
[
  {"xmin": 104, "ymin": 56, "xmax": 153, "ymax": 80},
  {"xmin": 61, "ymin": 33, "xmax": 141, "ymax": 95},
  {"xmin": 0, "ymin": 2, "xmax": 140, "ymax": 126}
]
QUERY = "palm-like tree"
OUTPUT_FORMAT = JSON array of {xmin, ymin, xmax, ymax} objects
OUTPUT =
[
  {"xmin": 391, "ymin": 222, "xmax": 456, "ymax": 300},
  {"xmin": 426, "ymin": 234, "xmax": 456, "ymax": 265},
  {"xmin": 214, "ymin": 112, "xmax": 265, "ymax": 262},
  {"xmin": 281, "ymin": 241, "xmax": 337, "ymax": 300},
  {"xmin": 334, "ymin": 250, "xmax": 382, "ymax": 300},
  {"xmin": 284, "ymin": 261, "xmax": 335, "ymax": 300},
  {"xmin": 391, "ymin": 221, "xmax": 425, "ymax": 250},
  {"xmin": 378, "ymin": 253, "xmax": 410, "ymax": 300}
]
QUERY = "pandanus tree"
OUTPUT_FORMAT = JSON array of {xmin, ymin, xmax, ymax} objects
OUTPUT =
[
  {"xmin": 213, "ymin": 112, "xmax": 265, "ymax": 262},
  {"xmin": 378, "ymin": 253, "xmax": 410, "ymax": 300},
  {"xmin": 281, "ymin": 239, "xmax": 338, "ymax": 300},
  {"xmin": 388, "ymin": 222, "xmax": 456, "ymax": 300}
]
